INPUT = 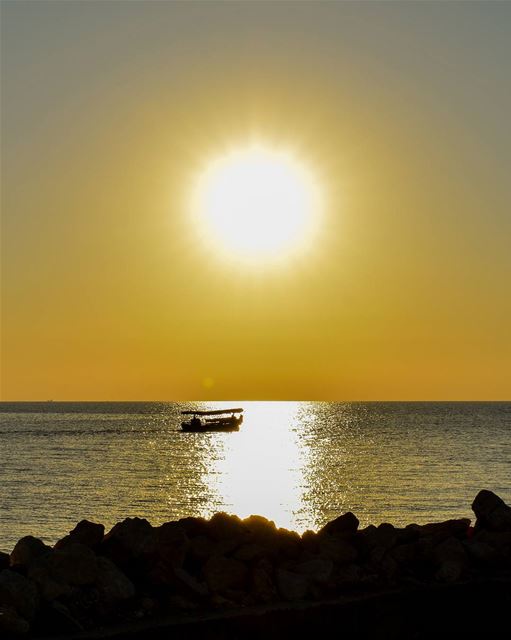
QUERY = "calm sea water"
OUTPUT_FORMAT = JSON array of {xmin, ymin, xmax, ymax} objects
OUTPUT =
[{"xmin": 1, "ymin": 402, "xmax": 509, "ymax": 552}]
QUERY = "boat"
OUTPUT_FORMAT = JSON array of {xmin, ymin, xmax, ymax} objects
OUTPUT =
[{"xmin": 181, "ymin": 408, "xmax": 243, "ymax": 432}]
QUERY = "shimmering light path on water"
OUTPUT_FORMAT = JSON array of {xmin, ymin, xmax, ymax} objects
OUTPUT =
[{"xmin": 1, "ymin": 402, "xmax": 509, "ymax": 551}]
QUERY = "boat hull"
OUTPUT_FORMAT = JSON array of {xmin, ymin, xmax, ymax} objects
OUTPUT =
[{"xmin": 181, "ymin": 417, "xmax": 242, "ymax": 432}]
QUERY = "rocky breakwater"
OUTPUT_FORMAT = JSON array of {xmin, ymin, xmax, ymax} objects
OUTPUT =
[{"xmin": 1, "ymin": 489, "xmax": 510, "ymax": 637}]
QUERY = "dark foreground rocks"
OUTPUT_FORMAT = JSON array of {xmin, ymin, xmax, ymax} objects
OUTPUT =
[{"xmin": 1, "ymin": 490, "xmax": 510, "ymax": 638}]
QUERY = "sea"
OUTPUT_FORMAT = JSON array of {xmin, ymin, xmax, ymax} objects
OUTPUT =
[{"xmin": 1, "ymin": 401, "xmax": 510, "ymax": 553}]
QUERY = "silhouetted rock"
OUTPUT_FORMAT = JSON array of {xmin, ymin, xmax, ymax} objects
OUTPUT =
[
  {"xmin": 176, "ymin": 516, "xmax": 210, "ymax": 538},
  {"xmin": 276, "ymin": 568, "xmax": 308, "ymax": 601},
  {"xmin": 0, "ymin": 569, "xmax": 39, "ymax": 620},
  {"xmin": 0, "ymin": 605, "xmax": 30, "ymax": 635},
  {"xmin": 465, "ymin": 540, "xmax": 498, "ymax": 566},
  {"xmin": 434, "ymin": 536, "xmax": 468, "ymax": 583},
  {"xmin": 10, "ymin": 536, "xmax": 52, "ymax": 568},
  {"xmin": 54, "ymin": 519, "xmax": 104, "ymax": 551},
  {"xmin": 250, "ymin": 558, "xmax": 276, "ymax": 603},
  {"xmin": 318, "ymin": 536, "xmax": 358, "ymax": 565},
  {"xmin": 95, "ymin": 557, "xmax": 135, "ymax": 605},
  {"xmin": 168, "ymin": 566, "xmax": 209, "ymax": 599},
  {"xmin": 100, "ymin": 517, "xmax": 156, "ymax": 574},
  {"xmin": 202, "ymin": 555, "xmax": 248, "ymax": 593},
  {"xmin": 407, "ymin": 518, "xmax": 471, "ymax": 544},
  {"xmin": 2, "ymin": 491, "xmax": 511, "ymax": 636},
  {"xmin": 318, "ymin": 512, "xmax": 359, "ymax": 537},
  {"xmin": 155, "ymin": 521, "xmax": 189, "ymax": 569},
  {"xmin": 208, "ymin": 512, "xmax": 247, "ymax": 541},
  {"xmin": 294, "ymin": 557, "xmax": 334, "ymax": 584},
  {"xmin": 28, "ymin": 544, "xmax": 98, "ymax": 602},
  {"xmin": 243, "ymin": 514, "xmax": 278, "ymax": 539},
  {"xmin": 472, "ymin": 489, "xmax": 511, "ymax": 532},
  {"xmin": 233, "ymin": 542, "xmax": 267, "ymax": 563}
]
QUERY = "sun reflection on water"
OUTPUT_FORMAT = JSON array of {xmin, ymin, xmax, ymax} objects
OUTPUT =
[{"xmin": 193, "ymin": 401, "xmax": 316, "ymax": 531}]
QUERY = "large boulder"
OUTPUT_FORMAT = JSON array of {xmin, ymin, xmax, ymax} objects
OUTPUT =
[
  {"xmin": 155, "ymin": 521, "xmax": 189, "ymax": 569},
  {"xmin": 10, "ymin": 536, "xmax": 51, "ymax": 568},
  {"xmin": 100, "ymin": 517, "xmax": 157, "ymax": 573},
  {"xmin": 28, "ymin": 544, "xmax": 98, "ymax": 601},
  {"xmin": 208, "ymin": 513, "xmax": 248, "ymax": 541},
  {"xmin": 54, "ymin": 520, "xmax": 104, "ymax": 551},
  {"xmin": 44, "ymin": 544, "xmax": 96, "ymax": 586},
  {"xmin": 0, "ymin": 552, "xmax": 10, "ymax": 572},
  {"xmin": 95, "ymin": 557, "xmax": 135, "ymax": 606},
  {"xmin": 408, "ymin": 519, "xmax": 471, "ymax": 542},
  {"xmin": 472, "ymin": 490, "xmax": 511, "ymax": 532},
  {"xmin": 318, "ymin": 512, "xmax": 359, "ymax": 537},
  {"xmin": 0, "ymin": 570, "xmax": 39, "ymax": 620},
  {"xmin": 176, "ymin": 516, "xmax": 210, "ymax": 538}
]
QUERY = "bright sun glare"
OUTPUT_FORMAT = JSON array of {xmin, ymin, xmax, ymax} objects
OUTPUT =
[{"xmin": 193, "ymin": 143, "xmax": 321, "ymax": 264}]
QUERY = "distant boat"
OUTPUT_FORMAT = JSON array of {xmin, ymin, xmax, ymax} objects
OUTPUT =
[{"xmin": 181, "ymin": 408, "xmax": 243, "ymax": 432}]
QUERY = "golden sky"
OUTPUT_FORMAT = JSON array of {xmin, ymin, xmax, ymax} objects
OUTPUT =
[{"xmin": 1, "ymin": 1, "xmax": 510, "ymax": 400}]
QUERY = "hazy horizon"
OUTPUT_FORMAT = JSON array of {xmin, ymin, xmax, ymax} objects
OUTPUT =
[{"xmin": 2, "ymin": 1, "xmax": 510, "ymax": 401}]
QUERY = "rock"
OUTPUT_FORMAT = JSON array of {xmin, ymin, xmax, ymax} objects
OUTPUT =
[
  {"xmin": 177, "ymin": 517, "xmax": 210, "ymax": 538},
  {"xmin": 318, "ymin": 512, "xmax": 359, "ymax": 537},
  {"xmin": 38, "ymin": 544, "xmax": 97, "ymax": 586},
  {"xmin": 390, "ymin": 542, "xmax": 417, "ymax": 567},
  {"xmin": 28, "ymin": 544, "xmax": 98, "ymax": 602},
  {"xmin": 0, "ymin": 552, "xmax": 10, "ymax": 572},
  {"xmin": 10, "ymin": 536, "xmax": 51, "ymax": 568},
  {"xmin": 95, "ymin": 557, "xmax": 135, "ymax": 605},
  {"xmin": 465, "ymin": 540, "xmax": 498, "ymax": 566},
  {"xmin": 472, "ymin": 490, "xmax": 511, "ymax": 532},
  {"xmin": 243, "ymin": 515, "xmax": 278, "ymax": 540},
  {"xmin": 250, "ymin": 559, "xmax": 276, "ymax": 603},
  {"xmin": 319, "ymin": 536, "xmax": 358, "ymax": 565},
  {"xmin": 294, "ymin": 557, "xmax": 334, "ymax": 584},
  {"xmin": 276, "ymin": 568, "xmax": 308, "ymax": 601},
  {"xmin": 433, "ymin": 537, "xmax": 467, "ymax": 583},
  {"xmin": 233, "ymin": 542, "xmax": 267, "ymax": 563},
  {"xmin": 169, "ymin": 566, "xmax": 209, "ymax": 599},
  {"xmin": 100, "ymin": 517, "xmax": 157, "ymax": 572},
  {"xmin": 275, "ymin": 528, "xmax": 302, "ymax": 560},
  {"xmin": 333, "ymin": 563, "xmax": 363, "ymax": 587},
  {"xmin": 155, "ymin": 522, "xmax": 189, "ymax": 569},
  {"xmin": 301, "ymin": 530, "xmax": 319, "ymax": 553},
  {"xmin": 208, "ymin": 513, "xmax": 247, "ymax": 541},
  {"xmin": 188, "ymin": 535, "xmax": 217, "ymax": 562},
  {"xmin": 202, "ymin": 555, "xmax": 248, "ymax": 593},
  {"xmin": 435, "ymin": 560, "xmax": 463, "ymax": 583},
  {"xmin": 0, "ymin": 605, "xmax": 30, "ymax": 635},
  {"xmin": 473, "ymin": 529, "xmax": 511, "ymax": 556},
  {"xmin": 434, "ymin": 536, "xmax": 467, "ymax": 565},
  {"xmin": 0, "ymin": 570, "xmax": 39, "ymax": 620},
  {"xmin": 54, "ymin": 520, "xmax": 104, "ymax": 551},
  {"xmin": 408, "ymin": 519, "xmax": 471, "ymax": 542}
]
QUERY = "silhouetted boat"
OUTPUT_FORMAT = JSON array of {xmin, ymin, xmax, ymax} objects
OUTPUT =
[{"xmin": 181, "ymin": 408, "xmax": 243, "ymax": 432}]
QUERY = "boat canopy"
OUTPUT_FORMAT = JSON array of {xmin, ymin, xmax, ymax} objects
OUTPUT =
[{"xmin": 181, "ymin": 408, "xmax": 243, "ymax": 416}]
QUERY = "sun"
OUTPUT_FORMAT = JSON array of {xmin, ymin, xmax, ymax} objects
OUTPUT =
[{"xmin": 192, "ymin": 143, "xmax": 322, "ymax": 265}]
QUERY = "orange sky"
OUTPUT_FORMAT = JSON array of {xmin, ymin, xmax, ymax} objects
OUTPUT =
[{"xmin": 1, "ymin": 1, "xmax": 510, "ymax": 400}]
